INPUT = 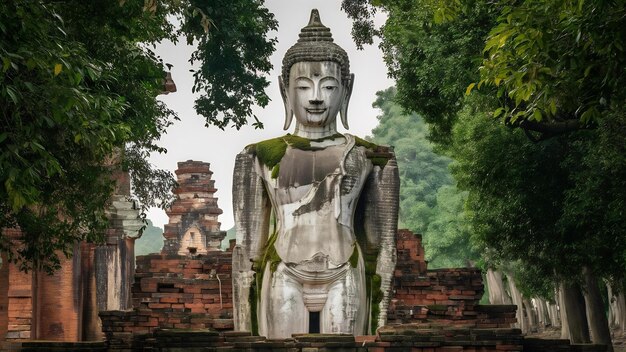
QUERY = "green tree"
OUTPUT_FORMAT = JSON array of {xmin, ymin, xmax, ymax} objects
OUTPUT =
[
  {"xmin": 369, "ymin": 87, "xmax": 478, "ymax": 268},
  {"xmin": 1, "ymin": 0, "xmax": 276, "ymax": 272},
  {"xmin": 370, "ymin": 87, "xmax": 452, "ymax": 233},
  {"xmin": 343, "ymin": 0, "xmax": 626, "ymax": 139},
  {"xmin": 425, "ymin": 185, "xmax": 475, "ymax": 268},
  {"xmin": 134, "ymin": 219, "xmax": 164, "ymax": 256},
  {"xmin": 343, "ymin": 0, "xmax": 496, "ymax": 143}
]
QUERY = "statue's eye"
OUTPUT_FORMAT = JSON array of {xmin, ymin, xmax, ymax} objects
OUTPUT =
[
  {"xmin": 296, "ymin": 86, "xmax": 310, "ymax": 90},
  {"xmin": 324, "ymin": 86, "xmax": 336, "ymax": 91}
]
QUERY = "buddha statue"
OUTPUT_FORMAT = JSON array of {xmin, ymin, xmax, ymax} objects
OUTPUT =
[{"xmin": 232, "ymin": 9, "xmax": 399, "ymax": 338}]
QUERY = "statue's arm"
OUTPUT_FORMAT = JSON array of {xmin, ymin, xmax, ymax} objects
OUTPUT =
[
  {"xmin": 363, "ymin": 157, "xmax": 400, "ymax": 330},
  {"xmin": 232, "ymin": 150, "xmax": 271, "ymax": 332}
]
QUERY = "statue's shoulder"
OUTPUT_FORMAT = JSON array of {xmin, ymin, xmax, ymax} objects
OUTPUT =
[
  {"xmin": 346, "ymin": 134, "xmax": 396, "ymax": 168},
  {"xmin": 241, "ymin": 135, "xmax": 290, "ymax": 171}
]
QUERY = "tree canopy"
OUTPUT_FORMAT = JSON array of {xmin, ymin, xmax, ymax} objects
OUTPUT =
[
  {"xmin": 369, "ymin": 87, "xmax": 478, "ymax": 268},
  {"xmin": 1, "ymin": 0, "xmax": 276, "ymax": 272},
  {"xmin": 343, "ymin": 0, "xmax": 626, "ymax": 141},
  {"xmin": 345, "ymin": 0, "xmax": 626, "ymax": 297}
]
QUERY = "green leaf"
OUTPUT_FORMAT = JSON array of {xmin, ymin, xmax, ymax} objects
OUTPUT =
[
  {"xmin": 465, "ymin": 82, "xmax": 476, "ymax": 96},
  {"xmin": 54, "ymin": 63, "xmax": 62, "ymax": 76},
  {"xmin": 6, "ymin": 86, "xmax": 18, "ymax": 104},
  {"xmin": 2, "ymin": 57, "xmax": 10, "ymax": 72}
]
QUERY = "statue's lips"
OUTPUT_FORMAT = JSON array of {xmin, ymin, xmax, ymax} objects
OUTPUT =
[{"xmin": 305, "ymin": 108, "xmax": 327, "ymax": 114}]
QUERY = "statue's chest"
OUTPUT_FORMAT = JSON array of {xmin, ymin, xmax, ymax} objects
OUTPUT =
[
  {"xmin": 261, "ymin": 142, "xmax": 371, "ymax": 211},
  {"xmin": 276, "ymin": 146, "xmax": 344, "ymax": 189}
]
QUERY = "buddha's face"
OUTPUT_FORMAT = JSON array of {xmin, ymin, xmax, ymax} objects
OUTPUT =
[{"xmin": 287, "ymin": 61, "xmax": 344, "ymax": 127}]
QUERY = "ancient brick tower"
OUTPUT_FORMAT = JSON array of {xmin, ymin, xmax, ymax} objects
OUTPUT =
[{"xmin": 162, "ymin": 160, "xmax": 226, "ymax": 255}]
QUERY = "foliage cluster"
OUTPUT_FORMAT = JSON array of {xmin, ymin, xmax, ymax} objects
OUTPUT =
[
  {"xmin": 1, "ymin": 0, "xmax": 276, "ymax": 272},
  {"xmin": 344, "ymin": 0, "xmax": 626, "ymax": 297}
]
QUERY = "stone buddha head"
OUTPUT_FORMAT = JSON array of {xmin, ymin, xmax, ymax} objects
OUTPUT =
[{"xmin": 280, "ymin": 9, "xmax": 354, "ymax": 136}]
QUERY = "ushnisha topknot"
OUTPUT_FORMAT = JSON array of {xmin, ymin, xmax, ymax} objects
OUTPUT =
[{"xmin": 281, "ymin": 9, "xmax": 351, "ymax": 86}]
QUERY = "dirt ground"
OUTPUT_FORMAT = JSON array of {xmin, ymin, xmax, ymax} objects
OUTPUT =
[{"xmin": 528, "ymin": 327, "xmax": 626, "ymax": 352}]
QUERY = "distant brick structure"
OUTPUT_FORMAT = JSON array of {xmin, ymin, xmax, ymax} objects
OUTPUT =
[
  {"xmin": 163, "ymin": 160, "xmax": 226, "ymax": 256},
  {"xmin": 100, "ymin": 161, "xmax": 232, "ymax": 345}
]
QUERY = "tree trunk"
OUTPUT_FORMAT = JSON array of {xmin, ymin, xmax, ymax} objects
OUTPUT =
[
  {"xmin": 618, "ymin": 290, "xmax": 626, "ymax": 336},
  {"xmin": 582, "ymin": 267, "xmax": 613, "ymax": 351},
  {"xmin": 561, "ymin": 281, "xmax": 591, "ymax": 343},
  {"xmin": 535, "ymin": 298, "xmax": 550, "ymax": 329},
  {"xmin": 548, "ymin": 297, "xmax": 561, "ymax": 328},
  {"xmin": 607, "ymin": 282, "xmax": 619, "ymax": 330},
  {"xmin": 524, "ymin": 298, "xmax": 537, "ymax": 333},
  {"xmin": 486, "ymin": 269, "xmax": 512, "ymax": 304},
  {"xmin": 507, "ymin": 274, "xmax": 527, "ymax": 334},
  {"xmin": 559, "ymin": 285, "xmax": 570, "ymax": 339}
]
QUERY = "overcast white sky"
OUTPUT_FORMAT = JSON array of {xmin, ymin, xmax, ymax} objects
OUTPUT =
[{"xmin": 147, "ymin": 1, "xmax": 392, "ymax": 230}]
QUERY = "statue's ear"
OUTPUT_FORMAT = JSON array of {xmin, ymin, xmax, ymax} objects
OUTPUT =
[
  {"xmin": 279, "ymin": 76, "xmax": 293, "ymax": 130},
  {"xmin": 340, "ymin": 73, "xmax": 354, "ymax": 130}
]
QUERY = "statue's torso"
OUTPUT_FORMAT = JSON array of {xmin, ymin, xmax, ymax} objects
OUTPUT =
[{"xmin": 255, "ymin": 135, "xmax": 372, "ymax": 269}]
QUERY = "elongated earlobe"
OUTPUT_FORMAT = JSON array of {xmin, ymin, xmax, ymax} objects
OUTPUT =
[
  {"xmin": 340, "ymin": 73, "xmax": 354, "ymax": 129},
  {"xmin": 279, "ymin": 76, "xmax": 293, "ymax": 130}
]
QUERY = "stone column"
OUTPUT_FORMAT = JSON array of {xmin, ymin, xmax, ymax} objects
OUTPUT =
[{"xmin": 33, "ymin": 244, "xmax": 83, "ymax": 341}]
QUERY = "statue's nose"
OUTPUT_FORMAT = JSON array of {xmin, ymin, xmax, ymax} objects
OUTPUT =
[{"xmin": 309, "ymin": 99, "xmax": 324, "ymax": 105}]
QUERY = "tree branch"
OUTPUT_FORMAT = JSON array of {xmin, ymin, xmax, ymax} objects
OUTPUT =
[{"xmin": 518, "ymin": 118, "xmax": 592, "ymax": 141}]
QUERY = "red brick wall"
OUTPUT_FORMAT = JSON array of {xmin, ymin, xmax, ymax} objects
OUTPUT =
[
  {"xmin": 0, "ymin": 253, "xmax": 9, "ymax": 339},
  {"xmin": 388, "ymin": 229, "xmax": 516, "ymax": 328},
  {"xmin": 6, "ymin": 260, "xmax": 33, "ymax": 340},
  {"xmin": 101, "ymin": 251, "xmax": 234, "ymax": 337},
  {"xmin": 34, "ymin": 245, "xmax": 83, "ymax": 341}
]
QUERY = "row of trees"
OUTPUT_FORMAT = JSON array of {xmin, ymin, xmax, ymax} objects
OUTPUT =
[
  {"xmin": 0, "ymin": 0, "xmax": 277, "ymax": 272},
  {"xmin": 346, "ymin": 0, "xmax": 626, "ymax": 348}
]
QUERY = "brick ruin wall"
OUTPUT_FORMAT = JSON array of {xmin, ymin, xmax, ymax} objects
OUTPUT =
[
  {"xmin": 388, "ymin": 229, "xmax": 517, "ymax": 328},
  {"xmin": 0, "ymin": 230, "xmax": 94, "ymax": 342},
  {"xmin": 97, "ymin": 228, "xmax": 609, "ymax": 352},
  {"xmin": 99, "ymin": 230, "xmax": 516, "ymax": 341}
]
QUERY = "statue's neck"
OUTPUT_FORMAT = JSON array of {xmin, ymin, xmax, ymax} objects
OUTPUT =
[{"xmin": 293, "ymin": 120, "xmax": 338, "ymax": 139}]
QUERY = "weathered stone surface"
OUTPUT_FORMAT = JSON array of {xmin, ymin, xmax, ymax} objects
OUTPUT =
[{"xmin": 232, "ymin": 9, "xmax": 400, "ymax": 339}]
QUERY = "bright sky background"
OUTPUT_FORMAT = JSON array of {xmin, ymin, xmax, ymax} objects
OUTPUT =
[{"xmin": 147, "ymin": 1, "xmax": 393, "ymax": 230}]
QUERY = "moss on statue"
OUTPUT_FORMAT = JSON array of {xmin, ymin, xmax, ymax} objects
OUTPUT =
[
  {"xmin": 369, "ymin": 156, "xmax": 390, "ymax": 168},
  {"xmin": 252, "ymin": 133, "xmax": 347, "ymax": 170},
  {"xmin": 349, "ymin": 243, "xmax": 359, "ymax": 268},
  {"xmin": 249, "ymin": 227, "xmax": 282, "ymax": 335},
  {"xmin": 354, "ymin": 136, "xmax": 378, "ymax": 150},
  {"xmin": 254, "ymin": 136, "xmax": 288, "ymax": 169},
  {"xmin": 271, "ymin": 164, "xmax": 280, "ymax": 179},
  {"xmin": 352, "ymin": 204, "xmax": 386, "ymax": 334},
  {"xmin": 353, "ymin": 136, "xmax": 391, "ymax": 169},
  {"xmin": 370, "ymin": 273, "xmax": 383, "ymax": 334}
]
